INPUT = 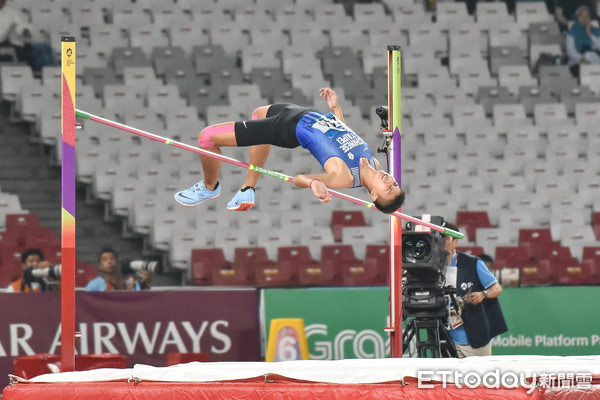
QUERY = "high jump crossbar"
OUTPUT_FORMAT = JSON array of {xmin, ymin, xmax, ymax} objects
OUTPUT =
[{"xmin": 74, "ymin": 108, "xmax": 463, "ymax": 239}]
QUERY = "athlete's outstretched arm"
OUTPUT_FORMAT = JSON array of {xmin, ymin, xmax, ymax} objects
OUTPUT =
[
  {"xmin": 293, "ymin": 170, "xmax": 354, "ymax": 203},
  {"xmin": 319, "ymin": 87, "xmax": 344, "ymax": 123}
]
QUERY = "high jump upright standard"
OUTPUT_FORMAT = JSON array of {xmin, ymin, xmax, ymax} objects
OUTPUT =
[
  {"xmin": 386, "ymin": 45, "xmax": 403, "ymax": 358},
  {"xmin": 60, "ymin": 35, "xmax": 76, "ymax": 372}
]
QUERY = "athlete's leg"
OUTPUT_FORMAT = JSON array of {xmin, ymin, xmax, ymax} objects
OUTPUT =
[
  {"xmin": 243, "ymin": 106, "xmax": 271, "ymax": 188},
  {"xmin": 226, "ymin": 105, "xmax": 274, "ymax": 211},
  {"xmin": 197, "ymin": 122, "xmax": 237, "ymax": 190}
]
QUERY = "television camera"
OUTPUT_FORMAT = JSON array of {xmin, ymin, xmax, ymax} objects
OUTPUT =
[{"xmin": 401, "ymin": 216, "xmax": 461, "ymax": 358}]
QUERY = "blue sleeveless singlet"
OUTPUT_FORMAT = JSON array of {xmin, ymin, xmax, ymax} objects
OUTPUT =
[{"xmin": 295, "ymin": 111, "xmax": 376, "ymax": 188}]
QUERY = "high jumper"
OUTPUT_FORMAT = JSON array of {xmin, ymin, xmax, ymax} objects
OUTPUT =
[{"xmin": 174, "ymin": 87, "xmax": 405, "ymax": 213}]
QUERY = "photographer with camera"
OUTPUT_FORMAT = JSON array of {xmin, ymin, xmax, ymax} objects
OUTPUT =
[
  {"xmin": 6, "ymin": 248, "xmax": 60, "ymax": 292},
  {"xmin": 442, "ymin": 222, "xmax": 507, "ymax": 358},
  {"xmin": 85, "ymin": 247, "xmax": 156, "ymax": 291}
]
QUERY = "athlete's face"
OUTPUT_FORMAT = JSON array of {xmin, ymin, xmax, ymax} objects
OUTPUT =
[{"xmin": 370, "ymin": 170, "xmax": 402, "ymax": 204}]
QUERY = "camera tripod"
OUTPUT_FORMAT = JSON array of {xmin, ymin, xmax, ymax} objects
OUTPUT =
[{"xmin": 402, "ymin": 314, "xmax": 458, "ymax": 358}]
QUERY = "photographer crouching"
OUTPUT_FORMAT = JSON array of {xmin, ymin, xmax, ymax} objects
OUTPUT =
[
  {"xmin": 6, "ymin": 248, "xmax": 61, "ymax": 292},
  {"xmin": 85, "ymin": 247, "xmax": 161, "ymax": 291}
]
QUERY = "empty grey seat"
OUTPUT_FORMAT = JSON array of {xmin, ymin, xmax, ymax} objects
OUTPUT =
[
  {"xmin": 250, "ymin": 68, "xmax": 290, "ymax": 103},
  {"xmin": 82, "ymin": 67, "xmax": 124, "ymax": 98},
  {"xmin": 354, "ymin": 88, "xmax": 387, "ymax": 119},
  {"xmin": 210, "ymin": 68, "xmax": 245, "ymax": 98},
  {"xmin": 559, "ymin": 85, "xmax": 597, "ymax": 116},
  {"xmin": 489, "ymin": 46, "xmax": 527, "ymax": 77},
  {"xmin": 111, "ymin": 47, "xmax": 151, "ymax": 77},
  {"xmin": 272, "ymin": 88, "xmax": 311, "ymax": 106},
  {"xmin": 518, "ymin": 85, "xmax": 556, "ymax": 116},
  {"xmin": 152, "ymin": 46, "xmax": 188, "ymax": 77},
  {"xmin": 187, "ymin": 86, "xmax": 228, "ymax": 120},
  {"xmin": 164, "ymin": 60, "xmax": 201, "ymax": 99},
  {"xmin": 476, "ymin": 86, "xmax": 516, "ymax": 116},
  {"xmin": 322, "ymin": 46, "xmax": 360, "ymax": 78},
  {"xmin": 538, "ymin": 65, "xmax": 578, "ymax": 96},
  {"xmin": 168, "ymin": 25, "xmax": 210, "ymax": 56},
  {"xmin": 331, "ymin": 67, "xmax": 368, "ymax": 101},
  {"xmin": 240, "ymin": 46, "xmax": 280, "ymax": 75},
  {"xmin": 528, "ymin": 21, "xmax": 562, "ymax": 46},
  {"xmin": 193, "ymin": 45, "xmax": 236, "ymax": 76}
]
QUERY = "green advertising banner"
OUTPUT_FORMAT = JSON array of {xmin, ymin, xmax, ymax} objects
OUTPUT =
[
  {"xmin": 492, "ymin": 286, "xmax": 600, "ymax": 356},
  {"xmin": 262, "ymin": 288, "xmax": 390, "ymax": 360},
  {"xmin": 262, "ymin": 286, "xmax": 600, "ymax": 359}
]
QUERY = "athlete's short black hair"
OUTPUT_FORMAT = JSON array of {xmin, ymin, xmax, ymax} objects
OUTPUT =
[{"xmin": 373, "ymin": 190, "xmax": 406, "ymax": 214}]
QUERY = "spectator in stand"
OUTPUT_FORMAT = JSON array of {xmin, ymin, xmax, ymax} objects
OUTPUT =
[
  {"xmin": 85, "ymin": 247, "xmax": 150, "ymax": 291},
  {"xmin": 6, "ymin": 248, "xmax": 60, "ymax": 292},
  {"xmin": 556, "ymin": 0, "xmax": 598, "ymax": 32},
  {"xmin": 443, "ymin": 222, "xmax": 508, "ymax": 358},
  {"xmin": 0, "ymin": 0, "xmax": 32, "ymax": 64},
  {"xmin": 566, "ymin": 5, "xmax": 600, "ymax": 76}
]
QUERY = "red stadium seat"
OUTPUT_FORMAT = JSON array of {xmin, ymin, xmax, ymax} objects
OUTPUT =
[
  {"xmin": 520, "ymin": 247, "xmax": 572, "ymax": 285},
  {"xmin": 456, "ymin": 211, "xmax": 493, "ymax": 242},
  {"xmin": 232, "ymin": 247, "xmax": 297, "ymax": 287},
  {"xmin": 304, "ymin": 244, "xmax": 358, "ymax": 287},
  {"xmin": 25, "ymin": 228, "xmax": 59, "ymax": 248},
  {"xmin": 582, "ymin": 247, "xmax": 600, "ymax": 284},
  {"xmin": 343, "ymin": 244, "xmax": 387, "ymax": 286},
  {"xmin": 312, "ymin": 245, "xmax": 358, "ymax": 286},
  {"xmin": 583, "ymin": 246, "xmax": 600, "ymax": 264},
  {"xmin": 39, "ymin": 245, "xmax": 61, "ymax": 264},
  {"xmin": 331, "ymin": 210, "xmax": 366, "ymax": 242},
  {"xmin": 457, "ymin": 246, "xmax": 485, "ymax": 256},
  {"xmin": 212, "ymin": 247, "xmax": 269, "ymax": 286},
  {"xmin": 277, "ymin": 246, "xmax": 318, "ymax": 287},
  {"xmin": 494, "ymin": 246, "xmax": 531, "ymax": 270},
  {"xmin": 166, "ymin": 352, "xmax": 210, "ymax": 366},
  {"xmin": 3, "ymin": 214, "xmax": 42, "ymax": 248},
  {"xmin": 190, "ymin": 248, "xmax": 230, "ymax": 286},
  {"xmin": 495, "ymin": 246, "xmax": 538, "ymax": 287},
  {"xmin": 75, "ymin": 261, "xmax": 98, "ymax": 288},
  {"xmin": 593, "ymin": 212, "xmax": 600, "ymax": 240},
  {"xmin": 555, "ymin": 261, "xmax": 594, "ymax": 285},
  {"xmin": 518, "ymin": 228, "xmax": 561, "ymax": 261},
  {"xmin": 0, "ymin": 246, "xmax": 25, "ymax": 287},
  {"xmin": 5, "ymin": 213, "xmax": 40, "ymax": 231},
  {"xmin": 519, "ymin": 261, "xmax": 553, "ymax": 286},
  {"xmin": 364, "ymin": 244, "xmax": 389, "ymax": 280}
]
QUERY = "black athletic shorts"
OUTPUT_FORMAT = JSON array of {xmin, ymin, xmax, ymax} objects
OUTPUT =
[{"xmin": 234, "ymin": 103, "xmax": 316, "ymax": 149}]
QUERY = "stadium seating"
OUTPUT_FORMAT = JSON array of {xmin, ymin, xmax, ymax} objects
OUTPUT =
[
  {"xmin": 2, "ymin": 0, "xmax": 599, "ymax": 289},
  {"xmin": 331, "ymin": 210, "xmax": 367, "ymax": 242}
]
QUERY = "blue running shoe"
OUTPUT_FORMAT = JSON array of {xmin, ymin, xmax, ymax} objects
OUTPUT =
[
  {"xmin": 174, "ymin": 181, "xmax": 220, "ymax": 207},
  {"xmin": 227, "ymin": 188, "xmax": 255, "ymax": 211}
]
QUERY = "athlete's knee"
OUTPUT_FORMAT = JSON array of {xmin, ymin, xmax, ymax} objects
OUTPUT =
[
  {"xmin": 252, "ymin": 105, "xmax": 269, "ymax": 120},
  {"xmin": 198, "ymin": 126, "xmax": 217, "ymax": 148},
  {"xmin": 198, "ymin": 123, "xmax": 235, "ymax": 148}
]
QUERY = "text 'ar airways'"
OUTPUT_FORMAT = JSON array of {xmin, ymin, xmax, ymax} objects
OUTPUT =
[{"xmin": 0, "ymin": 320, "xmax": 232, "ymax": 358}]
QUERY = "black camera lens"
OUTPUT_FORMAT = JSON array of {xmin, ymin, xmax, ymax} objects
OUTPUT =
[{"xmin": 402, "ymin": 236, "xmax": 432, "ymax": 264}]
